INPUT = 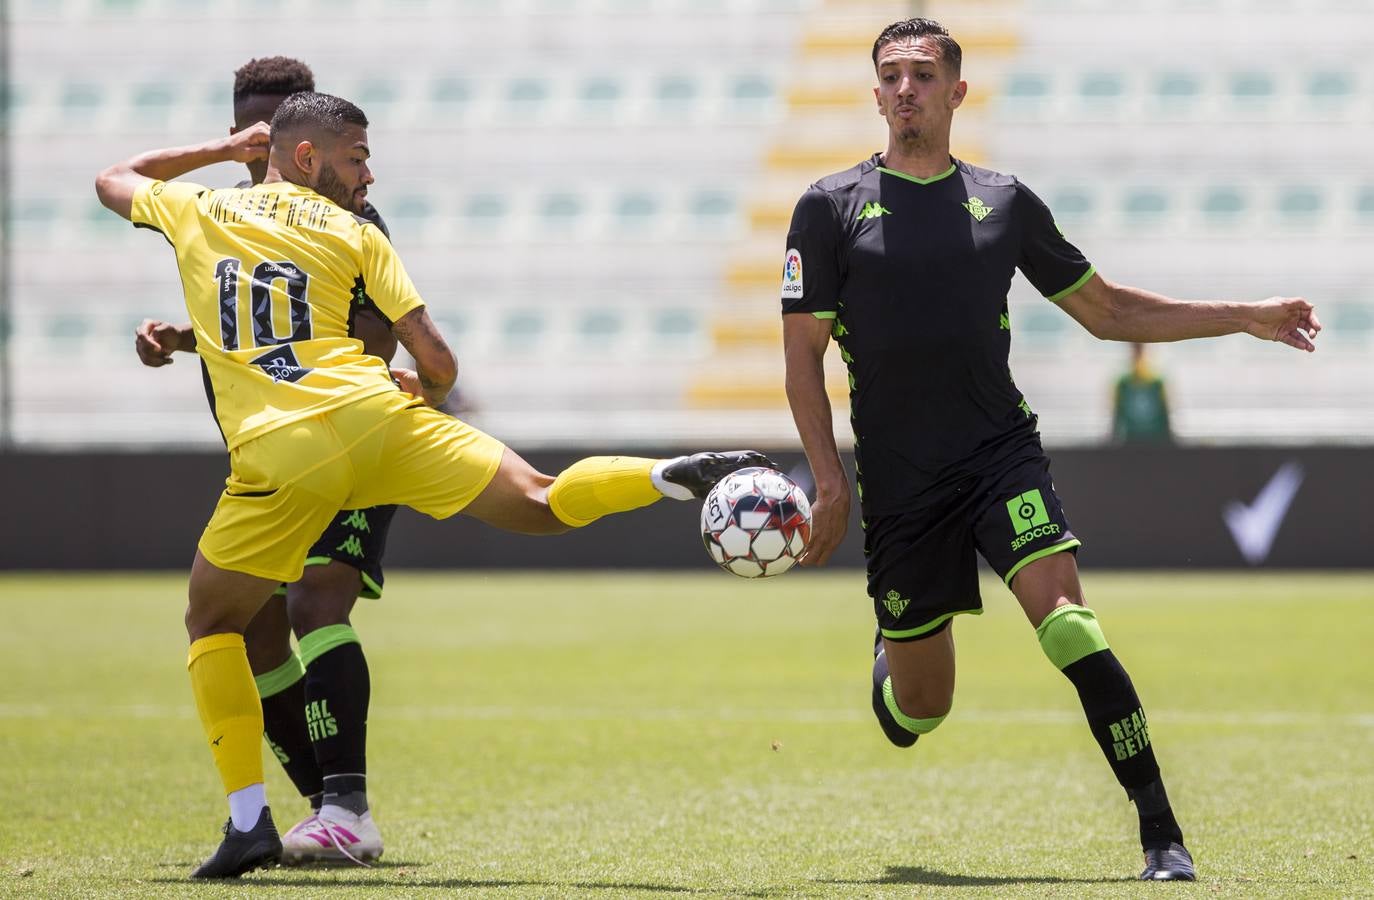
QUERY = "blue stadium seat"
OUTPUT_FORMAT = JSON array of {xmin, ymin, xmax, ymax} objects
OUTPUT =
[
  {"xmin": 131, "ymin": 83, "xmax": 177, "ymax": 125},
  {"xmin": 689, "ymin": 191, "xmax": 734, "ymax": 220},
  {"xmin": 1306, "ymin": 71, "xmax": 1353, "ymax": 99},
  {"xmin": 61, "ymin": 82, "xmax": 103, "ymax": 122},
  {"xmin": 464, "ymin": 194, "xmax": 507, "ymax": 222},
  {"xmin": 508, "ymin": 79, "xmax": 549, "ymax": 108},
  {"xmin": 1354, "ymin": 186, "xmax": 1374, "ymax": 223},
  {"xmin": 431, "ymin": 76, "xmax": 472, "ymax": 115},
  {"xmin": 1229, "ymin": 72, "xmax": 1275, "ymax": 112},
  {"xmin": 1122, "ymin": 187, "xmax": 1169, "ymax": 223},
  {"xmin": 653, "ymin": 310, "xmax": 699, "ymax": 340},
  {"xmin": 390, "ymin": 196, "xmax": 434, "ymax": 222},
  {"xmin": 655, "ymin": 76, "xmax": 697, "ymax": 112},
  {"xmin": 540, "ymin": 193, "xmax": 583, "ymax": 223},
  {"xmin": 729, "ymin": 74, "xmax": 773, "ymax": 111},
  {"xmin": 577, "ymin": 309, "xmax": 623, "ymax": 342},
  {"xmin": 500, "ymin": 311, "xmax": 544, "ymax": 346},
  {"xmin": 1049, "ymin": 187, "xmax": 1094, "ymax": 224},
  {"xmin": 580, "ymin": 78, "xmax": 622, "ymax": 115},
  {"xmin": 614, "ymin": 192, "xmax": 658, "ymax": 227}
]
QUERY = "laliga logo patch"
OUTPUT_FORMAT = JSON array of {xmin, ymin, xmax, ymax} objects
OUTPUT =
[{"xmin": 781, "ymin": 248, "xmax": 803, "ymax": 299}]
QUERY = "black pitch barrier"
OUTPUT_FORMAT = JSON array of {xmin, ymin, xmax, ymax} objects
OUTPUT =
[{"xmin": 0, "ymin": 446, "xmax": 1369, "ymax": 570}]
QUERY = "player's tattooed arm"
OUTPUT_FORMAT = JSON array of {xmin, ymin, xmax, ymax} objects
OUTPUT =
[
  {"xmin": 390, "ymin": 307, "xmax": 457, "ymax": 407},
  {"xmin": 95, "ymin": 122, "xmax": 270, "ymax": 220},
  {"xmin": 1058, "ymin": 273, "xmax": 1321, "ymax": 352},
  {"xmin": 134, "ymin": 319, "xmax": 196, "ymax": 367}
]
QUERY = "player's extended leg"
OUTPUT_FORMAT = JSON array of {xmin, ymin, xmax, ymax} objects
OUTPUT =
[
  {"xmin": 280, "ymin": 563, "xmax": 383, "ymax": 866},
  {"xmin": 461, "ymin": 447, "xmax": 773, "ymax": 533},
  {"xmin": 243, "ymin": 597, "xmax": 324, "ymax": 814},
  {"xmin": 184, "ymin": 551, "xmax": 286, "ymax": 879},
  {"xmin": 1010, "ymin": 551, "xmax": 1194, "ymax": 881},
  {"xmin": 873, "ymin": 625, "xmax": 956, "ymax": 747}
]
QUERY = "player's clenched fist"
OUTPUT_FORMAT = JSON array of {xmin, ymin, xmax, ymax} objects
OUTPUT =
[{"xmin": 135, "ymin": 318, "xmax": 184, "ymax": 367}]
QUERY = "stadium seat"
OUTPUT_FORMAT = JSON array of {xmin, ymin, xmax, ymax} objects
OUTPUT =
[
  {"xmin": 390, "ymin": 195, "xmax": 434, "ymax": 223},
  {"xmin": 729, "ymin": 74, "xmax": 773, "ymax": 113},
  {"xmin": 655, "ymin": 76, "xmax": 697, "ymax": 113},
  {"xmin": 1229, "ymin": 72, "xmax": 1276, "ymax": 113},
  {"xmin": 1200, "ymin": 186, "xmax": 1247, "ymax": 224},
  {"xmin": 500, "ymin": 311, "xmax": 545, "ymax": 347},
  {"xmin": 689, "ymin": 191, "xmax": 734, "ymax": 219},
  {"xmin": 463, "ymin": 194, "xmax": 507, "ymax": 222},
  {"xmin": 580, "ymin": 78, "xmax": 623, "ymax": 117},
  {"xmin": 507, "ymin": 79, "xmax": 549, "ymax": 111},
  {"xmin": 1276, "ymin": 186, "xmax": 1323, "ymax": 224},
  {"xmin": 577, "ymin": 309, "xmax": 623, "ymax": 342},
  {"xmin": 1079, "ymin": 72, "xmax": 1125, "ymax": 115},
  {"xmin": 1354, "ymin": 186, "xmax": 1374, "ymax": 223},
  {"xmin": 131, "ymin": 83, "xmax": 177, "ymax": 126},
  {"xmin": 540, "ymin": 193, "xmax": 584, "ymax": 225},
  {"xmin": 60, "ymin": 82, "xmax": 102, "ymax": 122},
  {"xmin": 1049, "ymin": 187, "xmax": 1095, "ymax": 224},
  {"xmin": 1151, "ymin": 71, "xmax": 1201, "ymax": 115},
  {"xmin": 653, "ymin": 310, "xmax": 699, "ymax": 340},
  {"xmin": 613, "ymin": 192, "xmax": 658, "ymax": 229},
  {"xmin": 1122, "ymin": 187, "xmax": 1170, "ymax": 224},
  {"xmin": 431, "ymin": 76, "xmax": 472, "ymax": 117}
]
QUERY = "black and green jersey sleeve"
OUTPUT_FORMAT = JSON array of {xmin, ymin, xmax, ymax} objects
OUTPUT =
[
  {"xmin": 1014, "ymin": 182, "xmax": 1094, "ymax": 301},
  {"xmin": 781, "ymin": 185, "xmax": 845, "ymax": 316}
]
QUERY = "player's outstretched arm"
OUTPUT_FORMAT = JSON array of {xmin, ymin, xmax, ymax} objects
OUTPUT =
[
  {"xmin": 1057, "ymin": 273, "xmax": 1321, "ymax": 351},
  {"xmin": 94, "ymin": 122, "xmax": 271, "ymax": 220},
  {"xmin": 390, "ymin": 307, "xmax": 457, "ymax": 407},
  {"xmin": 783, "ymin": 312, "xmax": 850, "ymax": 567},
  {"xmin": 135, "ymin": 319, "xmax": 196, "ymax": 367}
]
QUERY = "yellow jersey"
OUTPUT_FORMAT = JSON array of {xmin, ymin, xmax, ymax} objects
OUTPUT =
[{"xmin": 131, "ymin": 179, "xmax": 425, "ymax": 449}]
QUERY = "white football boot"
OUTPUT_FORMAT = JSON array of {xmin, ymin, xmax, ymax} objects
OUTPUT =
[{"xmin": 279, "ymin": 806, "xmax": 383, "ymax": 866}]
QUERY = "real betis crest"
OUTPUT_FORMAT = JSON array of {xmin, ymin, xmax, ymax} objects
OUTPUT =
[
  {"xmin": 883, "ymin": 589, "xmax": 910, "ymax": 617},
  {"xmin": 962, "ymin": 196, "xmax": 994, "ymax": 221}
]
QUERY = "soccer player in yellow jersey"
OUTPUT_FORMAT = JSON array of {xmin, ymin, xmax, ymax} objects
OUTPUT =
[{"xmin": 96, "ymin": 91, "xmax": 768, "ymax": 879}]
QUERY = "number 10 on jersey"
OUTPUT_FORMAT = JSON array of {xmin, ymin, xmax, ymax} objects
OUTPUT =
[{"xmin": 215, "ymin": 258, "xmax": 313, "ymax": 351}]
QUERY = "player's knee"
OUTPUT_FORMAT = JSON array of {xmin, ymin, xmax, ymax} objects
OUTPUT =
[
  {"xmin": 286, "ymin": 563, "xmax": 359, "ymax": 636},
  {"xmin": 1034, "ymin": 602, "xmax": 1110, "ymax": 671},
  {"xmin": 890, "ymin": 676, "xmax": 954, "ymax": 722}
]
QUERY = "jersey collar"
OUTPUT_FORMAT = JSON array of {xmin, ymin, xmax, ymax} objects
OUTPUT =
[{"xmin": 875, "ymin": 158, "xmax": 958, "ymax": 185}]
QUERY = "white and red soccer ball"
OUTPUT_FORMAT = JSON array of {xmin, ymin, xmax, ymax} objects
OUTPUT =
[{"xmin": 700, "ymin": 467, "xmax": 812, "ymax": 578}]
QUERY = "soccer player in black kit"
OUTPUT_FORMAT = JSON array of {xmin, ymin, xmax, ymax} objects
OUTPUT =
[{"xmin": 782, "ymin": 19, "xmax": 1321, "ymax": 881}]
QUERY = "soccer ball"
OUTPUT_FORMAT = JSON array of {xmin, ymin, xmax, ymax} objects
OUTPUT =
[{"xmin": 700, "ymin": 467, "xmax": 812, "ymax": 578}]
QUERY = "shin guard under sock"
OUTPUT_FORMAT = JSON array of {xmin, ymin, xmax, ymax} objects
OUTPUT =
[
  {"xmin": 547, "ymin": 457, "xmax": 661, "ymax": 527},
  {"xmin": 299, "ymin": 625, "xmax": 370, "ymax": 813},
  {"xmin": 188, "ymin": 633, "xmax": 265, "ymax": 795},
  {"xmin": 254, "ymin": 652, "xmax": 324, "ymax": 801}
]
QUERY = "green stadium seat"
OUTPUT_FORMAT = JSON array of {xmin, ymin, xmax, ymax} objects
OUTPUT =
[
  {"xmin": 508, "ymin": 79, "xmax": 548, "ymax": 107},
  {"xmin": 1049, "ymin": 187, "xmax": 1094, "ymax": 223},
  {"xmin": 46, "ymin": 314, "xmax": 89, "ymax": 342},
  {"xmin": 653, "ymin": 310, "xmax": 698, "ymax": 339},
  {"xmin": 1229, "ymin": 72, "xmax": 1275, "ymax": 110},
  {"xmin": 1200, "ymin": 186, "xmax": 1246, "ymax": 222},
  {"xmin": 730, "ymin": 75, "xmax": 773, "ymax": 105},
  {"xmin": 390, "ymin": 196, "xmax": 433, "ymax": 221},
  {"xmin": 1156, "ymin": 72, "xmax": 1200, "ymax": 100},
  {"xmin": 98, "ymin": 0, "xmax": 140, "ymax": 13},
  {"xmin": 1080, "ymin": 72, "xmax": 1124, "ymax": 100},
  {"xmin": 357, "ymin": 80, "xmax": 398, "ymax": 108},
  {"xmin": 689, "ymin": 191, "xmax": 734, "ymax": 219},
  {"xmin": 577, "ymin": 310, "xmax": 622, "ymax": 341},
  {"xmin": 1006, "ymin": 72, "xmax": 1049, "ymax": 98},
  {"xmin": 500, "ymin": 311, "xmax": 544, "ymax": 344},
  {"xmin": 61, "ymin": 83, "xmax": 103, "ymax": 120},
  {"xmin": 131, "ymin": 83, "xmax": 177, "ymax": 124},
  {"xmin": 540, "ymin": 193, "xmax": 582, "ymax": 222},
  {"xmin": 1306, "ymin": 71, "xmax": 1353, "ymax": 99},
  {"xmin": 464, "ymin": 194, "xmax": 506, "ymax": 221},
  {"xmin": 1354, "ymin": 187, "xmax": 1374, "ymax": 222},
  {"xmin": 1276, "ymin": 186, "xmax": 1322, "ymax": 220},
  {"xmin": 431, "ymin": 76, "xmax": 472, "ymax": 109},
  {"xmin": 614, "ymin": 192, "xmax": 657, "ymax": 225},
  {"xmin": 1123, "ymin": 187, "xmax": 1169, "ymax": 222},
  {"xmin": 655, "ymin": 77, "xmax": 697, "ymax": 110}
]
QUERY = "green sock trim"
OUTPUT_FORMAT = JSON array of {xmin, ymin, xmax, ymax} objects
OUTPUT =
[
  {"xmin": 298, "ymin": 624, "xmax": 361, "ymax": 668},
  {"xmin": 254, "ymin": 652, "xmax": 305, "ymax": 699},
  {"xmin": 881, "ymin": 677, "xmax": 947, "ymax": 736},
  {"xmin": 1035, "ymin": 604, "xmax": 1110, "ymax": 669}
]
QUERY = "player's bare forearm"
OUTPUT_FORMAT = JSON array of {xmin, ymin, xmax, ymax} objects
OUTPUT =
[
  {"xmin": 391, "ymin": 307, "xmax": 456, "ymax": 407},
  {"xmin": 95, "ymin": 122, "xmax": 269, "ymax": 220},
  {"xmin": 1060, "ymin": 274, "xmax": 1321, "ymax": 351},
  {"xmin": 784, "ymin": 313, "xmax": 850, "ymax": 565}
]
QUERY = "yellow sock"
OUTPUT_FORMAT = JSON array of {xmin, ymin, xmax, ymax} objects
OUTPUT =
[
  {"xmin": 547, "ymin": 456, "xmax": 661, "ymax": 527},
  {"xmin": 187, "ymin": 634, "xmax": 265, "ymax": 795}
]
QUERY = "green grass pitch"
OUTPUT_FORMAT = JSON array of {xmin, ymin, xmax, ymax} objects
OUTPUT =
[{"xmin": 2, "ymin": 570, "xmax": 1371, "ymax": 898}]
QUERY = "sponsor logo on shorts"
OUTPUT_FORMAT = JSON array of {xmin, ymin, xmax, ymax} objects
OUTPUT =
[
  {"xmin": 781, "ymin": 248, "xmax": 803, "ymax": 299},
  {"xmin": 882, "ymin": 589, "xmax": 910, "ymax": 618},
  {"xmin": 1007, "ymin": 489, "xmax": 1058, "ymax": 551}
]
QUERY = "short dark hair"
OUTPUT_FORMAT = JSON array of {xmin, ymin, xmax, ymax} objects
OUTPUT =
[
  {"xmin": 871, "ymin": 18, "xmax": 962, "ymax": 75},
  {"xmin": 233, "ymin": 56, "xmax": 315, "ymax": 102},
  {"xmin": 270, "ymin": 91, "xmax": 369, "ymax": 143}
]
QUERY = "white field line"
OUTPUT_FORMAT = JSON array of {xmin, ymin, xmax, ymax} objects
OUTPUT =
[{"xmin": 0, "ymin": 703, "xmax": 1370, "ymax": 728}]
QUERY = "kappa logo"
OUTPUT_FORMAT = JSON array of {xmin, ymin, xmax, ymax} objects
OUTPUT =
[
  {"xmin": 883, "ymin": 589, "xmax": 910, "ymax": 618},
  {"xmin": 781, "ymin": 248, "xmax": 804, "ymax": 299},
  {"xmin": 342, "ymin": 510, "xmax": 371, "ymax": 532},
  {"xmin": 249, "ymin": 344, "xmax": 312, "ymax": 384},
  {"xmin": 962, "ymin": 196, "xmax": 994, "ymax": 221},
  {"xmin": 336, "ymin": 535, "xmax": 365, "ymax": 558},
  {"xmin": 856, "ymin": 201, "xmax": 892, "ymax": 221}
]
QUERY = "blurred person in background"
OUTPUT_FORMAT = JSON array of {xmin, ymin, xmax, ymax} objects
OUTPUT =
[
  {"xmin": 1111, "ymin": 343, "xmax": 1173, "ymax": 444},
  {"xmin": 781, "ymin": 17, "xmax": 1320, "ymax": 882}
]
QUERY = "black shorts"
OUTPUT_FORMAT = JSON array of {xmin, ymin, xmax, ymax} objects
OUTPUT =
[
  {"xmin": 865, "ymin": 455, "xmax": 1079, "ymax": 641},
  {"xmin": 272, "ymin": 505, "xmax": 398, "ymax": 600}
]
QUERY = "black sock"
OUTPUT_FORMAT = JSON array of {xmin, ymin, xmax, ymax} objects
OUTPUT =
[
  {"xmin": 258, "ymin": 666, "xmax": 324, "ymax": 801},
  {"xmin": 303, "ymin": 638, "xmax": 371, "ymax": 815},
  {"xmin": 1060, "ymin": 649, "xmax": 1183, "ymax": 849}
]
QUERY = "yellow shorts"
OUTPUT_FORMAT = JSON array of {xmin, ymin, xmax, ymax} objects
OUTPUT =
[{"xmin": 199, "ymin": 391, "xmax": 506, "ymax": 583}]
